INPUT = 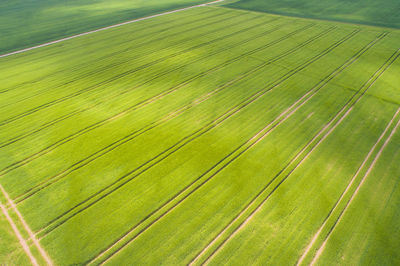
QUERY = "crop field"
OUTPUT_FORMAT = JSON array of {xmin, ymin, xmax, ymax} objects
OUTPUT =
[
  {"xmin": 0, "ymin": 2, "xmax": 400, "ymax": 266},
  {"xmin": 228, "ymin": 0, "xmax": 400, "ymax": 29},
  {"xmin": 0, "ymin": 0, "xmax": 211, "ymax": 54}
]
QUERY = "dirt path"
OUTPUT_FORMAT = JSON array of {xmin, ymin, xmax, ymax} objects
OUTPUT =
[
  {"xmin": 0, "ymin": 200, "xmax": 38, "ymax": 266},
  {"xmin": 0, "ymin": 0, "xmax": 226, "ymax": 59},
  {"xmin": 0, "ymin": 185, "xmax": 53, "ymax": 265}
]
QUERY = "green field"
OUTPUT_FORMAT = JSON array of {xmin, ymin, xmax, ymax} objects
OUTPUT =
[
  {"xmin": 0, "ymin": 196, "xmax": 31, "ymax": 265},
  {"xmin": 0, "ymin": 0, "xmax": 210, "ymax": 54},
  {"xmin": 228, "ymin": 0, "xmax": 400, "ymax": 29},
  {"xmin": 1, "ymin": 2, "xmax": 400, "ymax": 266}
]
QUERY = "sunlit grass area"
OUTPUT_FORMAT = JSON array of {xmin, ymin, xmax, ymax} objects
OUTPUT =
[{"xmin": 0, "ymin": 3, "xmax": 399, "ymax": 265}]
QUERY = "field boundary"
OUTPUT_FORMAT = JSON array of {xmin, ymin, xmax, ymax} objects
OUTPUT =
[
  {"xmin": 0, "ymin": 11, "xmax": 264, "ymax": 126},
  {"xmin": 0, "ymin": 0, "xmax": 226, "ymax": 59},
  {"xmin": 222, "ymin": 5, "xmax": 400, "ymax": 31},
  {"xmin": 0, "ymin": 7, "xmax": 222, "ymax": 95}
]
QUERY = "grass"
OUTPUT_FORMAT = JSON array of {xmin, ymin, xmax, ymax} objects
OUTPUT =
[
  {"xmin": 317, "ymin": 131, "xmax": 400, "ymax": 265},
  {"xmin": 0, "ymin": 200, "xmax": 31, "ymax": 265},
  {"xmin": 227, "ymin": 0, "xmax": 400, "ymax": 29},
  {"xmin": 0, "ymin": 4, "xmax": 399, "ymax": 266},
  {"xmin": 0, "ymin": 0, "xmax": 211, "ymax": 54}
]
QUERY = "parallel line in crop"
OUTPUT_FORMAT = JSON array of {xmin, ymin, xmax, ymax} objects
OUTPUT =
[
  {"xmin": 0, "ymin": 184, "xmax": 53, "ymax": 265},
  {"xmin": 0, "ymin": 9, "xmax": 246, "ymax": 106},
  {"xmin": 4, "ymin": 7, "xmax": 217, "ymax": 65},
  {"xmin": 10, "ymin": 58, "xmax": 269, "ymax": 203},
  {"xmin": 310, "ymin": 110, "xmax": 400, "ymax": 266},
  {"xmin": 0, "ymin": 20, "xmax": 299, "ymax": 175},
  {"xmin": 0, "ymin": 11, "xmax": 248, "ymax": 125},
  {"xmin": 0, "ymin": 7, "xmax": 219, "ymax": 94},
  {"xmin": 0, "ymin": 22, "xmax": 314, "ymax": 178},
  {"xmin": 0, "ymin": 10, "xmax": 242, "ymax": 114},
  {"xmin": 35, "ymin": 27, "xmax": 354, "ymax": 241},
  {"xmin": 297, "ymin": 49, "xmax": 400, "ymax": 266},
  {"xmin": 189, "ymin": 34, "xmax": 396, "ymax": 266},
  {"xmin": 14, "ymin": 61, "xmax": 270, "ymax": 204},
  {"xmin": 14, "ymin": 25, "xmax": 333, "ymax": 204},
  {"xmin": 308, "ymin": 111, "xmax": 400, "ymax": 265},
  {"xmin": 0, "ymin": 194, "xmax": 39, "ymax": 265},
  {"xmin": 0, "ymin": 0, "xmax": 231, "ymax": 60},
  {"xmin": 0, "ymin": 9, "xmax": 226, "ymax": 109},
  {"xmin": 0, "ymin": 17, "xmax": 281, "ymax": 149},
  {"xmin": 0, "ymin": 7, "xmax": 228, "ymax": 91},
  {"xmin": 89, "ymin": 29, "xmax": 377, "ymax": 266}
]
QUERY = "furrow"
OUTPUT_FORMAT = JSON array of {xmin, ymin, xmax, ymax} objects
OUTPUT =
[
  {"xmin": 312, "ymin": 113, "xmax": 400, "ymax": 265},
  {"xmin": 35, "ymin": 28, "xmax": 356, "ymax": 242},
  {"xmin": 0, "ymin": 17, "xmax": 281, "ymax": 149},
  {"xmin": 0, "ymin": 11, "xmax": 247, "ymax": 123},
  {"xmin": 296, "ymin": 48, "xmax": 400, "ymax": 266},
  {"xmin": 13, "ymin": 24, "xmax": 333, "ymax": 204},
  {"xmin": 0, "ymin": 23, "xmax": 314, "ymax": 177},
  {"xmin": 190, "ymin": 34, "xmax": 393, "ymax": 266},
  {"xmin": 92, "ymin": 29, "xmax": 377, "ymax": 266},
  {"xmin": 0, "ymin": 7, "xmax": 219, "ymax": 93}
]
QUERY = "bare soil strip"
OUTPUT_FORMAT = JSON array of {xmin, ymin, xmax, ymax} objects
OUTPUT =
[
  {"xmin": 0, "ymin": 0, "xmax": 226, "ymax": 59},
  {"xmin": 0, "ymin": 185, "xmax": 53, "ymax": 265},
  {"xmin": 0, "ymin": 199, "xmax": 38, "ymax": 266}
]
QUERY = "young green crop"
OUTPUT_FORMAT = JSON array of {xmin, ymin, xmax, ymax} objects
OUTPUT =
[
  {"xmin": 0, "ymin": 5, "xmax": 399, "ymax": 266},
  {"xmin": 228, "ymin": 0, "xmax": 400, "ymax": 29},
  {"xmin": 0, "ymin": 0, "xmax": 213, "ymax": 54}
]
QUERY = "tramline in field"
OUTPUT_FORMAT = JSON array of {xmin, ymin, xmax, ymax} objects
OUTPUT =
[{"xmin": 0, "ymin": 1, "xmax": 399, "ymax": 265}]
